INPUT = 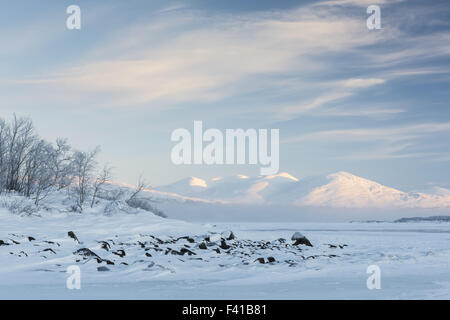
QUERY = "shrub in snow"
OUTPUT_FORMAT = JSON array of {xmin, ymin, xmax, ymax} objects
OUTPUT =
[
  {"xmin": 0, "ymin": 196, "xmax": 39, "ymax": 216},
  {"xmin": 125, "ymin": 197, "xmax": 167, "ymax": 218}
]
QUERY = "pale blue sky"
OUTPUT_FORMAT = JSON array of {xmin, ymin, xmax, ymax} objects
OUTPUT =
[{"xmin": 1, "ymin": 0, "xmax": 449, "ymax": 190}]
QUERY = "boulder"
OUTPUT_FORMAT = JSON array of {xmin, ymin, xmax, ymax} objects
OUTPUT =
[
  {"xmin": 97, "ymin": 266, "xmax": 110, "ymax": 272},
  {"xmin": 112, "ymin": 249, "xmax": 126, "ymax": 257},
  {"xmin": 220, "ymin": 239, "xmax": 231, "ymax": 250},
  {"xmin": 221, "ymin": 230, "xmax": 235, "ymax": 240},
  {"xmin": 291, "ymin": 232, "xmax": 313, "ymax": 247},
  {"xmin": 68, "ymin": 231, "xmax": 80, "ymax": 243}
]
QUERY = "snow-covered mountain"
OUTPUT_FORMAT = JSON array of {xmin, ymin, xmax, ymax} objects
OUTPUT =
[{"xmin": 154, "ymin": 171, "xmax": 450, "ymax": 210}]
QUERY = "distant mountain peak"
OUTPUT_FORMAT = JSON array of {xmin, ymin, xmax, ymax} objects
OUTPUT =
[
  {"xmin": 188, "ymin": 177, "xmax": 207, "ymax": 188},
  {"xmin": 264, "ymin": 172, "xmax": 299, "ymax": 182}
]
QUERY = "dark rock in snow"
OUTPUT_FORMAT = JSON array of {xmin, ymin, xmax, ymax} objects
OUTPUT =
[
  {"xmin": 177, "ymin": 236, "xmax": 195, "ymax": 243},
  {"xmin": 112, "ymin": 249, "xmax": 126, "ymax": 257},
  {"xmin": 221, "ymin": 231, "xmax": 235, "ymax": 240},
  {"xmin": 199, "ymin": 242, "xmax": 207, "ymax": 250},
  {"xmin": 220, "ymin": 239, "xmax": 231, "ymax": 250},
  {"xmin": 291, "ymin": 232, "xmax": 313, "ymax": 247},
  {"xmin": 97, "ymin": 266, "xmax": 110, "ymax": 272},
  {"xmin": 0, "ymin": 240, "xmax": 9, "ymax": 246},
  {"xmin": 180, "ymin": 248, "xmax": 196, "ymax": 256},
  {"xmin": 267, "ymin": 257, "xmax": 276, "ymax": 263},
  {"xmin": 42, "ymin": 248, "xmax": 56, "ymax": 254},
  {"xmin": 99, "ymin": 241, "xmax": 111, "ymax": 251},
  {"xmin": 255, "ymin": 258, "xmax": 265, "ymax": 264},
  {"xmin": 74, "ymin": 248, "xmax": 101, "ymax": 260},
  {"xmin": 68, "ymin": 231, "xmax": 80, "ymax": 243},
  {"xmin": 28, "ymin": 237, "xmax": 36, "ymax": 242}
]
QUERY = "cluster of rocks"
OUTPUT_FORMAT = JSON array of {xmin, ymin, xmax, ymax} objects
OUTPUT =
[{"xmin": 1, "ymin": 230, "xmax": 349, "ymax": 272}]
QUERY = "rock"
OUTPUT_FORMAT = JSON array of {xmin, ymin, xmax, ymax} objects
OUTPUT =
[
  {"xmin": 145, "ymin": 252, "xmax": 152, "ymax": 257},
  {"xmin": 255, "ymin": 258, "xmax": 265, "ymax": 264},
  {"xmin": 291, "ymin": 232, "xmax": 313, "ymax": 247},
  {"xmin": 199, "ymin": 242, "xmax": 207, "ymax": 250},
  {"xmin": 112, "ymin": 249, "xmax": 126, "ymax": 257},
  {"xmin": 221, "ymin": 231, "xmax": 235, "ymax": 240},
  {"xmin": 28, "ymin": 237, "xmax": 36, "ymax": 242},
  {"xmin": 180, "ymin": 248, "xmax": 196, "ymax": 256},
  {"xmin": 42, "ymin": 248, "xmax": 56, "ymax": 254},
  {"xmin": 0, "ymin": 240, "xmax": 9, "ymax": 246},
  {"xmin": 220, "ymin": 239, "xmax": 231, "ymax": 250},
  {"xmin": 44, "ymin": 240, "xmax": 60, "ymax": 247},
  {"xmin": 267, "ymin": 257, "xmax": 276, "ymax": 263},
  {"xmin": 68, "ymin": 231, "xmax": 80, "ymax": 243},
  {"xmin": 177, "ymin": 236, "xmax": 195, "ymax": 243},
  {"xmin": 97, "ymin": 266, "xmax": 110, "ymax": 272},
  {"xmin": 99, "ymin": 241, "xmax": 111, "ymax": 251},
  {"xmin": 73, "ymin": 248, "xmax": 101, "ymax": 261}
]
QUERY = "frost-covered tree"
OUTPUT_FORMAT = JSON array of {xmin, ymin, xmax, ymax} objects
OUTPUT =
[
  {"xmin": 71, "ymin": 147, "xmax": 100, "ymax": 212},
  {"xmin": 91, "ymin": 164, "xmax": 113, "ymax": 208}
]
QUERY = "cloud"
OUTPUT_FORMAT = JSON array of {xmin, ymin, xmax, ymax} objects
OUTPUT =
[
  {"xmin": 4, "ymin": 3, "xmax": 388, "ymax": 108},
  {"xmin": 283, "ymin": 122, "xmax": 450, "ymax": 144},
  {"xmin": 278, "ymin": 77, "xmax": 386, "ymax": 118},
  {"xmin": 315, "ymin": 0, "xmax": 404, "ymax": 6}
]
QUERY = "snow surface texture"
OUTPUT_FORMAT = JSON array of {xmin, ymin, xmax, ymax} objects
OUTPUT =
[
  {"xmin": 1, "ymin": 208, "xmax": 449, "ymax": 299},
  {"xmin": 155, "ymin": 171, "xmax": 450, "ymax": 210}
]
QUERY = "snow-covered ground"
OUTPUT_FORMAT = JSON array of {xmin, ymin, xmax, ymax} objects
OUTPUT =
[{"xmin": 1, "ymin": 207, "xmax": 449, "ymax": 299}]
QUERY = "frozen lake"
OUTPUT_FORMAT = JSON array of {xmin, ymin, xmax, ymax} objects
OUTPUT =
[{"xmin": 1, "ymin": 214, "xmax": 449, "ymax": 299}]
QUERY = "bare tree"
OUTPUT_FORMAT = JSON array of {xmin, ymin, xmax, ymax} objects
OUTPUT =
[
  {"xmin": 6, "ymin": 115, "xmax": 37, "ymax": 192},
  {"xmin": 90, "ymin": 164, "xmax": 113, "ymax": 208},
  {"xmin": 126, "ymin": 175, "xmax": 148, "ymax": 205},
  {"xmin": 51, "ymin": 138, "xmax": 73, "ymax": 190},
  {"xmin": 0, "ymin": 119, "xmax": 9, "ymax": 193},
  {"xmin": 71, "ymin": 147, "xmax": 100, "ymax": 212}
]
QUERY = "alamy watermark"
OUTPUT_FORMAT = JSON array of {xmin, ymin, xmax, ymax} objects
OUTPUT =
[
  {"xmin": 66, "ymin": 265, "xmax": 81, "ymax": 290},
  {"xmin": 66, "ymin": 5, "xmax": 81, "ymax": 30},
  {"xmin": 367, "ymin": 5, "xmax": 381, "ymax": 30},
  {"xmin": 171, "ymin": 121, "xmax": 279, "ymax": 175},
  {"xmin": 366, "ymin": 265, "xmax": 381, "ymax": 290}
]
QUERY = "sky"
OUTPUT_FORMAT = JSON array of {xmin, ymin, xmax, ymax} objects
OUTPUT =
[{"xmin": 0, "ymin": 0, "xmax": 449, "ymax": 190}]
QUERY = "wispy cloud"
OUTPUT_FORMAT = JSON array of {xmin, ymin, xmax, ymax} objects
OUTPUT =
[
  {"xmin": 283, "ymin": 122, "xmax": 450, "ymax": 144},
  {"xmin": 3, "ymin": 3, "xmax": 389, "ymax": 108}
]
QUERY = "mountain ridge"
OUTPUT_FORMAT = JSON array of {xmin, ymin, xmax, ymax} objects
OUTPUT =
[{"xmin": 152, "ymin": 171, "xmax": 450, "ymax": 210}]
